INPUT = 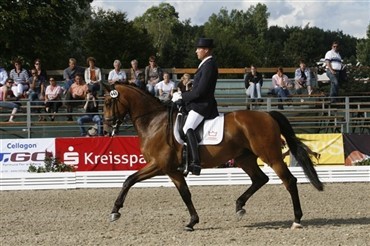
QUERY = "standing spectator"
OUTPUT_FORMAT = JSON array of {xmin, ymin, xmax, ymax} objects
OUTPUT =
[
  {"xmin": 294, "ymin": 60, "xmax": 312, "ymax": 95},
  {"xmin": 128, "ymin": 59, "xmax": 144, "ymax": 89},
  {"xmin": 177, "ymin": 73, "xmax": 192, "ymax": 93},
  {"xmin": 63, "ymin": 58, "xmax": 85, "ymax": 92},
  {"xmin": 0, "ymin": 65, "xmax": 8, "ymax": 86},
  {"xmin": 0, "ymin": 79, "xmax": 20, "ymax": 122},
  {"xmin": 145, "ymin": 56, "xmax": 163, "ymax": 96},
  {"xmin": 244, "ymin": 65, "xmax": 263, "ymax": 102},
  {"xmin": 28, "ymin": 68, "xmax": 46, "ymax": 120},
  {"xmin": 33, "ymin": 58, "xmax": 47, "ymax": 83},
  {"xmin": 108, "ymin": 60, "xmax": 126, "ymax": 85},
  {"xmin": 271, "ymin": 67, "xmax": 292, "ymax": 110},
  {"xmin": 84, "ymin": 57, "xmax": 102, "ymax": 94},
  {"xmin": 77, "ymin": 90, "xmax": 102, "ymax": 136},
  {"xmin": 156, "ymin": 72, "xmax": 175, "ymax": 102},
  {"xmin": 9, "ymin": 58, "xmax": 29, "ymax": 98},
  {"xmin": 325, "ymin": 41, "xmax": 343, "ymax": 103},
  {"xmin": 64, "ymin": 74, "xmax": 88, "ymax": 121},
  {"xmin": 44, "ymin": 77, "xmax": 63, "ymax": 121}
]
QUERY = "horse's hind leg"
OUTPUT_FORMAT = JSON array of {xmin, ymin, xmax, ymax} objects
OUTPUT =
[
  {"xmin": 235, "ymin": 154, "xmax": 269, "ymax": 220},
  {"xmin": 168, "ymin": 172, "xmax": 199, "ymax": 231},
  {"xmin": 269, "ymin": 160, "xmax": 303, "ymax": 229},
  {"xmin": 110, "ymin": 164, "xmax": 162, "ymax": 222}
]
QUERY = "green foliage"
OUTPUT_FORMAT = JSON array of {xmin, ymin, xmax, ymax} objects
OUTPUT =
[
  {"xmin": 28, "ymin": 156, "xmax": 75, "ymax": 173},
  {"xmin": 354, "ymin": 158, "xmax": 370, "ymax": 166}
]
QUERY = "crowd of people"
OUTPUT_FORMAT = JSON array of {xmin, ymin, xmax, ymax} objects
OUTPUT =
[{"xmin": 0, "ymin": 41, "xmax": 344, "ymax": 129}]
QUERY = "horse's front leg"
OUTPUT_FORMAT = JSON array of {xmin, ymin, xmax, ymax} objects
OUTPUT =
[
  {"xmin": 168, "ymin": 172, "xmax": 199, "ymax": 231},
  {"xmin": 110, "ymin": 164, "xmax": 161, "ymax": 222}
]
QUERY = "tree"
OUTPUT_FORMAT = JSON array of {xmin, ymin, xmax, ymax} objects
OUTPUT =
[
  {"xmin": 0, "ymin": 0, "xmax": 93, "ymax": 69},
  {"xmin": 356, "ymin": 24, "xmax": 370, "ymax": 66},
  {"xmin": 133, "ymin": 3, "xmax": 180, "ymax": 62}
]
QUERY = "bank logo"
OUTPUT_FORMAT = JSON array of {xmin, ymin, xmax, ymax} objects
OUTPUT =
[{"xmin": 63, "ymin": 146, "xmax": 79, "ymax": 166}]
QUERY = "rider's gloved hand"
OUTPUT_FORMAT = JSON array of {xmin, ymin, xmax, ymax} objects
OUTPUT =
[{"xmin": 172, "ymin": 91, "xmax": 182, "ymax": 102}]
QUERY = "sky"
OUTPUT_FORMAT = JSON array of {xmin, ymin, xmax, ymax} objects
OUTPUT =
[{"xmin": 91, "ymin": 0, "xmax": 370, "ymax": 39}]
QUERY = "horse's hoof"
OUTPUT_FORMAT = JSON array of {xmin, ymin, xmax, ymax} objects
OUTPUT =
[
  {"xmin": 184, "ymin": 226, "xmax": 194, "ymax": 231},
  {"xmin": 110, "ymin": 212, "xmax": 121, "ymax": 222},
  {"xmin": 291, "ymin": 222, "xmax": 303, "ymax": 230},
  {"xmin": 236, "ymin": 209, "xmax": 246, "ymax": 220}
]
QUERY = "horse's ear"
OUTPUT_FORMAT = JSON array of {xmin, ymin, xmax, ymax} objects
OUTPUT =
[{"xmin": 101, "ymin": 81, "xmax": 112, "ymax": 93}]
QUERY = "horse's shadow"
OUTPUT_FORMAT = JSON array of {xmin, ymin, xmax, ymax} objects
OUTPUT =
[{"xmin": 243, "ymin": 217, "xmax": 370, "ymax": 229}]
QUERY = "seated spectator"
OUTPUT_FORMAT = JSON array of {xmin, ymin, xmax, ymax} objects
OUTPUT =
[
  {"xmin": 44, "ymin": 77, "xmax": 63, "ymax": 121},
  {"xmin": 0, "ymin": 65, "xmax": 8, "ymax": 86},
  {"xmin": 64, "ymin": 74, "xmax": 88, "ymax": 121},
  {"xmin": 9, "ymin": 58, "xmax": 29, "ymax": 98},
  {"xmin": 84, "ymin": 57, "xmax": 102, "ymax": 95},
  {"xmin": 244, "ymin": 65, "xmax": 263, "ymax": 102},
  {"xmin": 63, "ymin": 58, "xmax": 85, "ymax": 92},
  {"xmin": 128, "ymin": 59, "xmax": 144, "ymax": 89},
  {"xmin": 33, "ymin": 58, "xmax": 47, "ymax": 83},
  {"xmin": 271, "ymin": 67, "xmax": 292, "ymax": 110},
  {"xmin": 156, "ymin": 72, "xmax": 175, "ymax": 102},
  {"xmin": 0, "ymin": 79, "xmax": 20, "ymax": 122},
  {"xmin": 28, "ymin": 68, "xmax": 46, "ymax": 120},
  {"xmin": 145, "ymin": 56, "xmax": 163, "ymax": 96},
  {"xmin": 108, "ymin": 60, "xmax": 126, "ymax": 85},
  {"xmin": 77, "ymin": 90, "xmax": 103, "ymax": 137},
  {"xmin": 177, "ymin": 73, "xmax": 192, "ymax": 93},
  {"xmin": 294, "ymin": 60, "xmax": 312, "ymax": 95}
]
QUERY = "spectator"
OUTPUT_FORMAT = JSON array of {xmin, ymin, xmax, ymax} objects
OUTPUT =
[
  {"xmin": 294, "ymin": 60, "xmax": 312, "ymax": 95},
  {"xmin": 44, "ymin": 77, "xmax": 63, "ymax": 121},
  {"xmin": 33, "ymin": 58, "xmax": 47, "ymax": 83},
  {"xmin": 77, "ymin": 90, "xmax": 103, "ymax": 137},
  {"xmin": 0, "ymin": 79, "xmax": 20, "ymax": 122},
  {"xmin": 177, "ymin": 73, "xmax": 192, "ymax": 93},
  {"xmin": 325, "ymin": 41, "xmax": 343, "ymax": 103},
  {"xmin": 128, "ymin": 59, "xmax": 144, "ymax": 89},
  {"xmin": 108, "ymin": 59, "xmax": 126, "ymax": 85},
  {"xmin": 63, "ymin": 58, "xmax": 85, "ymax": 92},
  {"xmin": 84, "ymin": 57, "xmax": 102, "ymax": 95},
  {"xmin": 28, "ymin": 68, "xmax": 46, "ymax": 120},
  {"xmin": 9, "ymin": 58, "xmax": 29, "ymax": 98},
  {"xmin": 244, "ymin": 65, "xmax": 263, "ymax": 102},
  {"xmin": 145, "ymin": 56, "xmax": 163, "ymax": 96},
  {"xmin": 64, "ymin": 74, "xmax": 88, "ymax": 121},
  {"xmin": 0, "ymin": 65, "xmax": 8, "ymax": 86},
  {"xmin": 271, "ymin": 67, "xmax": 292, "ymax": 110},
  {"xmin": 156, "ymin": 72, "xmax": 175, "ymax": 102}
]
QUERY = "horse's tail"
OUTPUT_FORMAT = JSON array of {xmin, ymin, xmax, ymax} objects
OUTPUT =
[{"xmin": 268, "ymin": 111, "xmax": 324, "ymax": 191}]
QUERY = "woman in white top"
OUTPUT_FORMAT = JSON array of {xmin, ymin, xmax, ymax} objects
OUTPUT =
[
  {"xmin": 156, "ymin": 72, "xmax": 175, "ymax": 102},
  {"xmin": 84, "ymin": 57, "xmax": 102, "ymax": 94},
  {"xmin": 108, "ymin": 60, "xmax": 126, "ymax": 85},
  {"xmin": 44, "ymin": 77, "xmax": 63, "ymax": 121},
  {"xmin": 271, "ymin": 67, "xmax": 291, "ymax": 109}
]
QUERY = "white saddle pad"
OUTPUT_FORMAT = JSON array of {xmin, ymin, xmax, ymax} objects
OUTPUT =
[{"xmin": 174, "ymin": 113, "xmax": 224, "ymax": 145}]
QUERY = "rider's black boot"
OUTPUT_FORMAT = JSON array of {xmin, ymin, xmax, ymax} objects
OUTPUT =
[{"xmin": 186, "ymin": 129, "xmax": 201, "ymax": 175}]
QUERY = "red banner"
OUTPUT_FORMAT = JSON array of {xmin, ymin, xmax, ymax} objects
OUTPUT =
[{"xmin": 55, "ymin": 137, "xmax": 147, "ymax": 171}]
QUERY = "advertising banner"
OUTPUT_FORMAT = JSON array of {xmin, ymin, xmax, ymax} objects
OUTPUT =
[
  {"xmin": 259, "ymin": 133, "xmax": 345, "ymax": 166},
  {"xmin": 55, "ymin": 136, "xmax": 147, "ymax": 171},
  {"xmin": 343, "ymin": 134, "xmax": 370, "ymax": 165},
  {"xmin": 0, "ymin": 138, "xmax": 55, "ymax": 173}
]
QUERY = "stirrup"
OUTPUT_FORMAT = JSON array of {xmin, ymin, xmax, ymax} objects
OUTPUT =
[{"xmin": 189, "ymin": 164, "xmax": 201, "ymax": 176}]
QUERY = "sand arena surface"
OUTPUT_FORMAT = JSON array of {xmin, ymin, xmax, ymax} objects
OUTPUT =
[{"xmin": 1, "ymin": 182, "xmax": 369, "ymax": 246}]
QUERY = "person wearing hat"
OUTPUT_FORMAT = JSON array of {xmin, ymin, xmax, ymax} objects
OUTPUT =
[
  {"xmin": 172, "ymin": 38, "xmax": 219, "ymax": 175},
  {"xmin": 0, "ymin": 78, "xmax": 20, "ymax": 122}
]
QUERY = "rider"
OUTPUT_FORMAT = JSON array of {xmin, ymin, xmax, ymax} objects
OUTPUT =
[{"xmin": 175, "ymin": 38, "xmax": 219, "ymax": 175}]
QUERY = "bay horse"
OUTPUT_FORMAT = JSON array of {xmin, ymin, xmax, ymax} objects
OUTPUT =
[{"xmin": 102, "ymin": 83, "xmax": 323, "ymax": 231}]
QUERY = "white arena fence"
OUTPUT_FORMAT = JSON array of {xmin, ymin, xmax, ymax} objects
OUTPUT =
[{"xmin": 1, "ymin": 166, "xmax": 369, "ymax": 191}]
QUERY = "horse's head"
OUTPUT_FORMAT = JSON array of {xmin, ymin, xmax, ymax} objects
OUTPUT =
[{"xmin": 101, "ymin": 82, "xmax": 130, "ymax": 135}]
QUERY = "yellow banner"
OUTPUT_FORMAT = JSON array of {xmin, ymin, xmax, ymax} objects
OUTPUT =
[{"xmin": 258, "ymin": 133, "xmax": 344, "ymax": 166}]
